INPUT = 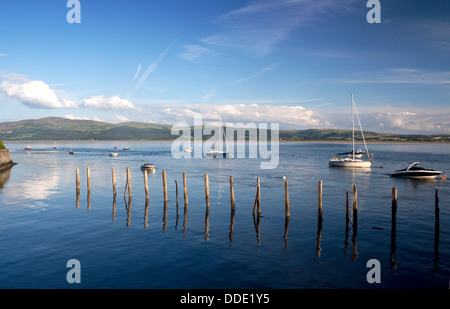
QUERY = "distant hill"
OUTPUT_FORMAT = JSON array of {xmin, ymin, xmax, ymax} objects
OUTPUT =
[{"xmin": 0, "ymin": 117, "xmax": 448, "ymax": 142}]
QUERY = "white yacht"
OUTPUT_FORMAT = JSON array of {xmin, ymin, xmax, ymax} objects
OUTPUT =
[{"xmin": 329, "ymin": 94, "xmax": 372, "ymax": 168}]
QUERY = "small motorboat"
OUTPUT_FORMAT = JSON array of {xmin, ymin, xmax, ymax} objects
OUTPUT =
[
  {"xmin": 391, "ymin": 162, "xmax": 444, "ymax": 179},
  {"xmin": 183, "ymin": 147, "xmax": 194, "ymax": 153},
  {"xmin": 114, "ymin": 146, "xmax": 120, "ymax": 149},
  {"xmin": 109, "ymin": 152, "xmax": 118, "ymax": 157},
  {"xmin": 24, "ymin": 145, "xmax": 31, "ymax": 150},
  {"xmin": 140, "ymin": 163, "xmax": 155, "ymax": 173},
  {"xmin": 123, "ymin": 147, "xmax": 132, "ymax": 151}
]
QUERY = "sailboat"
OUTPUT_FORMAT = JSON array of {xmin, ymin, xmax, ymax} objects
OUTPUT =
[
  {"xmin": 205, "ymin": 116, "xmax": 229, "ymax": 159},
  {"xmin": 68, "ymin": 142, "xmax": 74, "ymax": 155},
  {"xmin": 329, "ymin": 94, "xmax": 372, "ymax": 168}
]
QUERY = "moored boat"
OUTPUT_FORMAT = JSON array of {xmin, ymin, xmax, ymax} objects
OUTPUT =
[
  {"xmin": 140, "ymin": 163, "xmax": 155, "ymax": 172},
  {"xmin": 109, "ymin": 152, "xmax": 118, "ymax": 157},
  {"xmin": 329, "ymin": 94, "xmax": 372, "ymax": 168},
  {"xmin": 391, "ymin": 162, "xmax": 444, "ymax": 179}
]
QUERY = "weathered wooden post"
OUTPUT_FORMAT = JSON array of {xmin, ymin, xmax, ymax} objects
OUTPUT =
[
  {"xmin": 124, "ymin": 167, "xmax": 132, "ymax": 202},
  {"xmin": 144, "ymin": 169, "xmax": 149, "ymax": 202},
  {"xmin": 351, "ymin": 184, "xmax": 358, "ymax": 261},
  {"xmin": 229, "ymin": 176, "xmax": 235, "ymax": 209},
  {"xmin": 183, "ymin": 171, "xmax": 188, "ymax": 206},
  {"xmin": 112, "ymin": 168, "xmax": 117, "ymax": 200},
  {"xmin": 175, "ymin": 179, "xmax": 179, "ymax": 205},
  {"xmin": 284, "ymin": 177, "xmax": 290, "ymax": 218},
  {"xmin": 318, "ymin": 180, "xmax": 323, "ymax": 221},
  {"xmin": 76, "ymin": 168, "xmax": 80, "ymax": 208},
  {"xmin": 162, "ymin": 169, "xmax": 168, "ymax": 202},
  {"xmin": 112, "ymin": 168, "xmax": 117, "ymax": 217},
  {"xmin": 253, "ymin": 177, "xmax": 261, "ymax": 215},
  {"xmin": 87, "ymin": 166, "xmax": 91, "ymax": 210},
  {"xmin": 204, "ymin": 173, "xmax": 210, "ymax": 207}
]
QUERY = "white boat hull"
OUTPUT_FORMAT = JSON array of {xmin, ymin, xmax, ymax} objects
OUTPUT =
[{"xmin": 329, "ymin": 158, "xmax": 372, "ymax": 168}]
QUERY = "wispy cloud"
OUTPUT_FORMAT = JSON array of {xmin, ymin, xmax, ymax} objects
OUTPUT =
[
  {"xmin": 202, "ymin": 90, "xmax": 216, "ymax": 100},
  {"xmin": 134, "ymin": 38, "xmax": 177, "ymax": 90},
  {"xmin": 0, "ymin": 53, "xmax": 8, "ymax": 57},
  {"xmin": 231, "ymin": 62, "xmax": 279, "ymax": 85},
  {"xmin": 339, "ymin": 68, "xmax": 450, "ymax": 85},
  {"xmin": 180, "ymin": 0, "xmax": 358, "ymax": 61},
  {"xmin": 132, "ymin": 63, "xmax": 141, "ymax": 82}
]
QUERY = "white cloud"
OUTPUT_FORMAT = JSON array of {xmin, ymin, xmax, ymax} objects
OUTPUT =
[
  {"xmin": 138, "ymin": 103, "xmax": 331, "ymax": 129},
  {"xmin": 369, "ymin": 111, "xmax": 450, "ymax": 133},
  {"xmin": 82, "ymin": 95, "xmax": 138, "ymax": 111},
  {"xmin": 0, "ymin": 53, "xmax": 8, "ymax": 57},
  {"xmin": 115, "ymin": 115, "xmax": 129, "ymax": 122},
  {"xmin": 0, "ymin": 80, "xmax": 76, "ymax": 109}
]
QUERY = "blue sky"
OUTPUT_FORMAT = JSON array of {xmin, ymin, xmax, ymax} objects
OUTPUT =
[{"xmin": 0, "ymin": 0, "xmax": 449, "ymax": 133}]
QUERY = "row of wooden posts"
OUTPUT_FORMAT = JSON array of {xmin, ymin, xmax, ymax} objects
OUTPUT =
[
  {"xmin": 74, "ymin": 167, "xmax": 441, "ymax": 257},
  {"xmin": 75, "ymin": 167, "xmax": 441, "ymax": 224}
]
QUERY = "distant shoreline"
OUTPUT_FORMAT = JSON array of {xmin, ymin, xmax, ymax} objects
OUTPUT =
[{"xmin": 3, "ymin": 139, "xmax": 449, "ymax": 144}]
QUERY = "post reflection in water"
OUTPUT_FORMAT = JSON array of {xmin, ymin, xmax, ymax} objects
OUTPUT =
[
  {"xmin": 283, "ymin": 216, "xmax": 289, "ymax": 250},
  {"xmin": 229, "ymin": 205, "xmax": 235, "ymax": 246},
  {"xmin": 163, "ymin": 201, "xmax": 168, "ymax": 233},
  {"xmin": 316, "ymin": 216, "xmax": 322, "ymax": 257},
  {"xmin": 253, "ymin": 213, "xmax": 260, "ymax": 246},
  {"xmin": 433, "ymin": 190, "xmax": 440, "ymax": 274}
]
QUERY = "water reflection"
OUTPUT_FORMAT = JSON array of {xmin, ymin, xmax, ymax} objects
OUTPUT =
[{"xmin": 0, "ymin": 167, "xmax": 12, "ymax": 192}]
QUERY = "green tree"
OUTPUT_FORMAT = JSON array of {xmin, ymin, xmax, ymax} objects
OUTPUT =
[{"xmin": 0, "ymin": 139, "xmax": 5, "ymax": 150}]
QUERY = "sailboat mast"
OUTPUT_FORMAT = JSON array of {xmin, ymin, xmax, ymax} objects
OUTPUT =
[{"xmin": 351, "ymin": 93, "xmax": 355, "ymax": 160}]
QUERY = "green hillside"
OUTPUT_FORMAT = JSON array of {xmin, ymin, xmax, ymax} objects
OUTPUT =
[{"xmin": 0, "ymin": 117, "xmax": 448, "ymax": 142}]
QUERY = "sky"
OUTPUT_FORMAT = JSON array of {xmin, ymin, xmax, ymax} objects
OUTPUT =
[{"xmin": 0, "ymin": 0, "xmax": 449, "ymax": 133}]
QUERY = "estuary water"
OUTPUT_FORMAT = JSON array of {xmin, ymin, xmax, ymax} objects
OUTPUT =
[{"xmin": 0, "ymin": 141, "xmax": 448, "ymax": 289}]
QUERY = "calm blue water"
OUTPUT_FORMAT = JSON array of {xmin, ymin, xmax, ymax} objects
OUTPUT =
[{"xmin": 0, "ymin": 141, "xmax": 448, "ymax": 289}]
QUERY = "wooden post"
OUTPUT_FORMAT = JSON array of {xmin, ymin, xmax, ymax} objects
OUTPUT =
[
  {"xmin": 76, "ymin": 168, "xmax": 80, "ymax": 208},
  {"xmin": 318, "ymin": 180, "xmax": 323, "ymax": 220},
  {"xmin": 144, "ymin": 169, "xmax": 149, "ymax": 202},
  {"xmin": 284, "ymin": 177, "xmax": 290, "ymax": 218},
  {"xmin": 175, "ymin": 180, "xmax": 179, "ymax": 205},
  {"xmin": 351, "ymin": 184, "xmax": 358, "ymax": 261},
  {"xmin": 229, "ymin": 176, "xmax": 235, "ymax": 210},
  {"xmin": 76, "ymin": 168, "xmax": 80, "ymax": 196},
  {"xmin": 87, "ymin": 166, "xmax": 91, "ymax": 195},
  {"xmin": 87, "ymin": 166, "xmax": 91, "ymax": 210},
  {"xmin": 253, "ymin": 177, "xmax": 261, "ymax": 215},
  {"xmin": 125, "ymin": 167, "xmax": 132, "ymax": 201},
  {"xmin": 204, "ymin": 173, "xmax": 210, "ymax": 207},
  {"xmin": 183, "ymin": 171, "xmax": 188, "ymax": 206},
  {"xmin": 162, "ymin": 169, "xmax": 168, "ymax": 202},
  {"xmin": 112, "ymin": 168, "xmax": 117, "ymax": 200}
]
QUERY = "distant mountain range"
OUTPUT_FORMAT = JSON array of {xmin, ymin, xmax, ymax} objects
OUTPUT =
[{"xmin": 0, "ymin": 117, "xmax": 448, "ymax": 142}]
